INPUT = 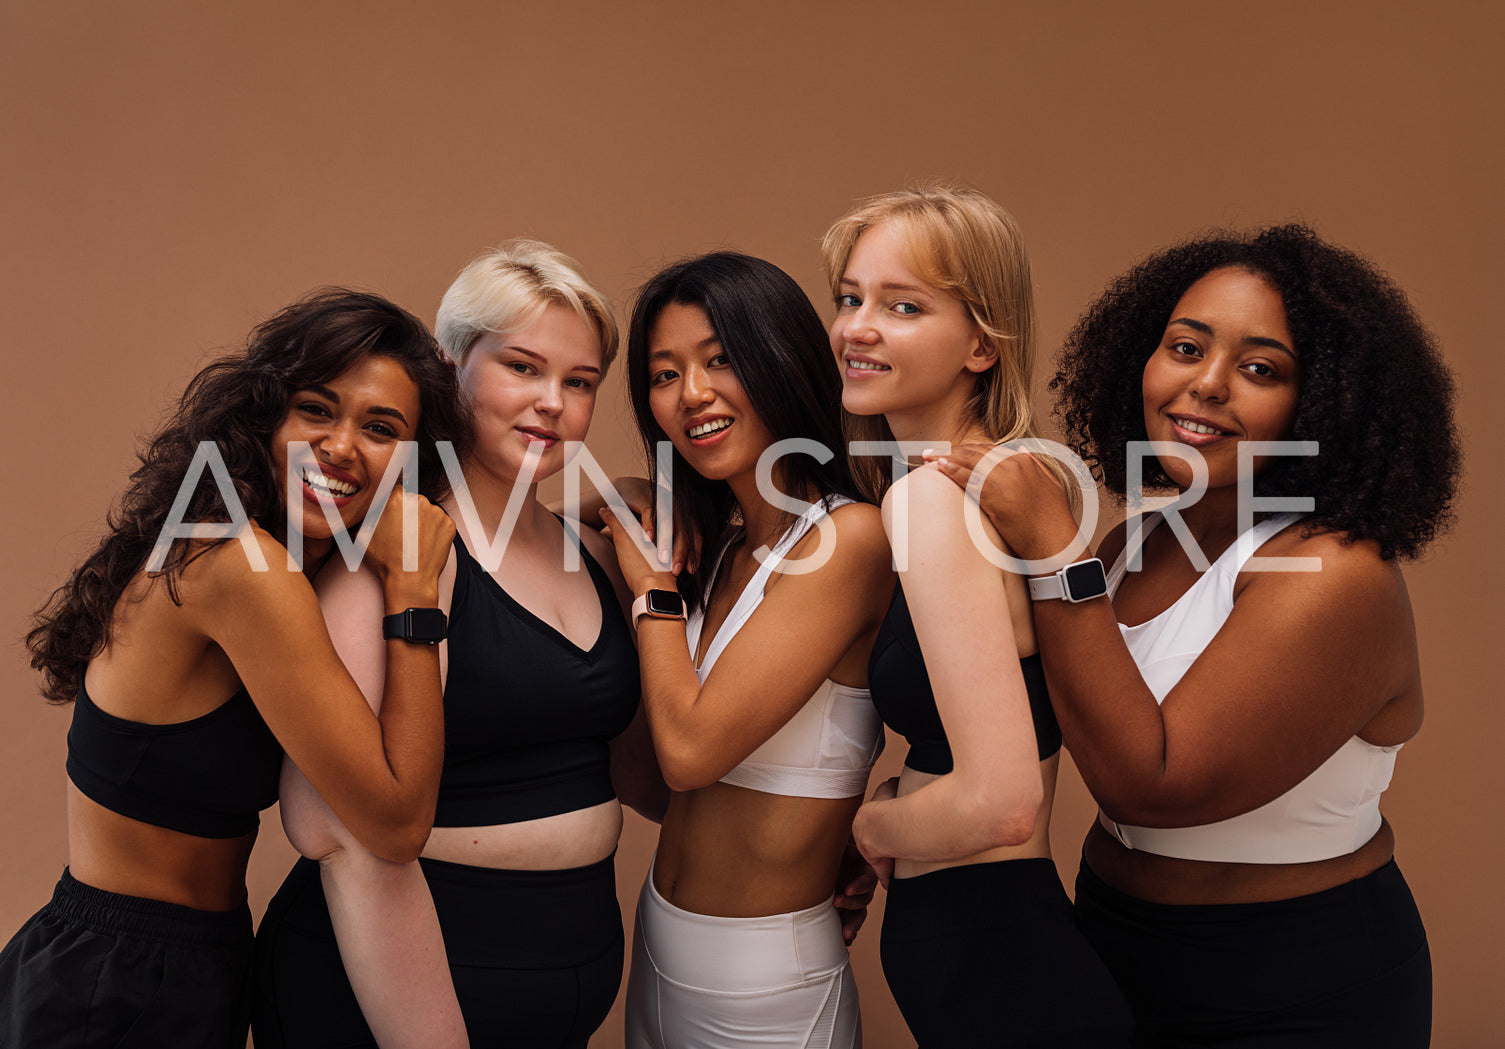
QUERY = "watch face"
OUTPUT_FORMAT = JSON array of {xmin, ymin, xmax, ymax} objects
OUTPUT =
[
  {"xmin": 1062, "ymin": 559, "xmax": 1108, "ymax": 602},
  {"xmin": 404, "ymin": 608, "xmax": 448, "ymax": 643},
  {"xmin": 645, "ymin": 589, "xmax": 684, "ymax": 618}
]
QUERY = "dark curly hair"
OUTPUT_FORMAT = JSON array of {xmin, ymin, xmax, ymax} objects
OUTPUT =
[
  {"xmin": 626, "ymin": 252, "xmax": 861, "ymax": 612},
  {"xmin": 1052, "ymin": 223, "xmax": 1460, "ymax": 561},
  {"xmin": 27, "ymin": 288, "xmax": 473, "ymax": 704}
]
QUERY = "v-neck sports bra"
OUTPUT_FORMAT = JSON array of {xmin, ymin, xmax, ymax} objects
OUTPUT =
[
  {"xmin": 688, "ymin": 498, "xmax": 884, "ymax": 800},
  {"xmin": 435, "ymin": 526, "xmax": 640, "ymax": 826},
  {"xmin": 1098, "ymin": 511, "xmax": 1399, "ymax": 863}
]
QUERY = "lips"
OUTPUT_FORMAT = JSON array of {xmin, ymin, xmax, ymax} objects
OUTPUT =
[
  {"xmin": 300, "ymin": 465, "xmax": 360, "ymax": 504},
  {"xmin": 516, "ymin": 426, "xmax": 561, "ymax": 447},
  {"xmin": 1168, "ymin": 413, "xmax": 1236, "ymax": 445},
  {"xmin": 842, "ymin": 352, "xmax": 890, "ymax": 378},
  {"xmin": 684, "ymin": 415, "xmax": 734, "ymax": 446}
]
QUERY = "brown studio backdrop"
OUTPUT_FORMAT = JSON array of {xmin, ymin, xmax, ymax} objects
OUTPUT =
[{"xmin": 1, "ymin": 1, "xmax": 1500, "ymax": 1044}]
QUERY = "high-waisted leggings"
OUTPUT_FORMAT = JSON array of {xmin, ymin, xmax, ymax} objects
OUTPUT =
[
  {"xmin": 0, "ymin": 868, "xmax": 254, "ymax": 1049},
  {"xmin": 251, "ymin": 854, "xmax": 623, "ymax": 1049},
  {"xmin": 1074, "ymin": 857, "xmax": 1432, "ymax": 1048},
  {"xmin": 625, "ymin": 860, "xmax": 861, "ymax": 1048},
  {"xmin": 880, "ymin": 857, "xmax": 1136, "ymax": 1048}
]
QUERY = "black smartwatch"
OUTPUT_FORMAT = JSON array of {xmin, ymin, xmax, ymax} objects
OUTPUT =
[
  {"xmin": 1028, "ymin": 558, "xmax": 1109, "ymax": 603},
  {"xmin": 631, "ymin": 588, "xmax": 686, "ymax": 623},
  {"xmin": 381, "ymin": 607, "xmax": 448, "ymax": 644}
]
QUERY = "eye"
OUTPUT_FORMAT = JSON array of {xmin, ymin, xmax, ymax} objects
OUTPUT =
[
  {"xmin": 365, "ymin": 421, "xmax": 400, "ymax": 438},
  {"xmin": 650, "ymin": 368, "xmax": 679, "ymax": 386},
  {"xmin": 893, "ymin": 302, "xmax": 920, "ymax": 316},
  {"xmin": 836, "ymin": 293, "xmax": 860, "ymax": 309},
  {"xmin": 565, "ymin": 376, "xmax": 595, "ymax": 391},
  {"xmin": 297, "ymin": 401, "xmax": 332, "ymax": 418},
  {"xmin": 1168, "ymin": 339, "xmax": 1202, "ymax": 358},
  {"xmin": 709, "ymin": 351, "xmax": 731, "ymax": 368},
  {"xmin": 1242, "ymin": 361, "xmax": 1277, "ymax": 378},
  {"xmin": 507, "ymin": 360, "xmax": 535, "ymax": 376}
]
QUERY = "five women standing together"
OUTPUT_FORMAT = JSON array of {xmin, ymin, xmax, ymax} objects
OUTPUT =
[{"xmin": 1, "ymin": 184, "xmax": 1457, "ymax": 1049}]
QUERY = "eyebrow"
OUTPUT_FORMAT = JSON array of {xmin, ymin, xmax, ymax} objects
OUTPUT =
[
  {"xmin": 299, "ymin": 384, "xmax": 411, "ymax": 427},
  {"xmin": 648, "ymin": 334, "xmax": 721, "ymax": 360},
  {"xmin": 1167, "ymin": 317, "xmax": 1296, "ymax": 359},
  {"xmin": 838, "ymin": 276, "xmax": 934, "ymax": 297},
  {"xmin": 502, "ymin": 344, "xmax": 601, "ymax": 375}
]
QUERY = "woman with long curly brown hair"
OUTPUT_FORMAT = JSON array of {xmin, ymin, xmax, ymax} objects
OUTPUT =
[{"xmin": 0, "ymin": 288, "xmax": 463, "ymax": 1048}]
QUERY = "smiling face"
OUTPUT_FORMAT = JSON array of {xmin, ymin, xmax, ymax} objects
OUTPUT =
[
  {"xmin": 646, "ymin": 301, "xmax": 776, "ymax": 486},
  {"xmin": 1142, "ymin": 266, "xmax": 1301, "ymax": 491},
  {"xmin": 270, "ymin": 353, "xmax": 422, "ymax": 555},
  {"xmin": 458, "ymin": 301, "xmax": 603, "ymax": 487},
  {"xmin": 828, "ymin": 221, "xmax": 994, "ymax": 441}
]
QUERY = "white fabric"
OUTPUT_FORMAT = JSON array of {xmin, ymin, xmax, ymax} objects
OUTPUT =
[
  {"xmin": 625, "ymin": 861, "xmax": 861, "ymax": 1049},
  {"xmin": 1100, "ymin": 511, "xmax": 1399, "ymax": 864},
  {"xmin": 688, "ymin": 497, "xmax": 884, "ymax": 799}
]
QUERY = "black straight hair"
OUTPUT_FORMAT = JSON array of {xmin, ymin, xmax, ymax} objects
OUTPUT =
[{"xmin": 626, "ymin": 252, "xmax": 862, "ymax": 610}]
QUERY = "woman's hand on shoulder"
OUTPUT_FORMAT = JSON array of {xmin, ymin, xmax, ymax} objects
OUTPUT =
[
  {"xmin": 924, "ymin": 444, "xmax": 1081, "ymax": 566},
  {"xmin": 361, "ymin": 487, "xmax": 456, "ymax": 601}
]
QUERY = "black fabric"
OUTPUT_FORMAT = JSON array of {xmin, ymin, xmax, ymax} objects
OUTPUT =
[
  {"xmin": 434, "ymin": 534, "xmax": 639, "ymax": 826},
  {"xmin": 869, "ymin": 581, "xmax": 1062, "ymax": 773},
  {"xmin": 252, "ymin": 855, "xmax": 623, "ymax": 1049},
  {"xmin": 880, "ymin": 858, "xmax": 1134, "ymax": 1048},
  {"xmin": 65, "ymin": 679, "xmax": 281, "ymax": 839},
  {"xmin": 1074, "ymin": 857, "xmax": 1432, "ymax": 1048},
  {"xmin": 0, "ymin": 868, "xmax": 254, "ymax": 1049}
]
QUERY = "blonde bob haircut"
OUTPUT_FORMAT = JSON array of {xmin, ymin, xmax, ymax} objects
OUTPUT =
[
  {"xmin": 436, "ymin": 239, "xmax": 619, "ymax": 370},
  {"xmin": 821, "ymin": 184, "xmax": 1065, "ymax": 502}
]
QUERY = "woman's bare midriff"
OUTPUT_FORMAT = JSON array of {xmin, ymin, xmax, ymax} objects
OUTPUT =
[
  {"xmin": 651, "ymin": 783, "xmax": 861, "ymax": 918},
  {"xmin": 892, "ymin": 752, "xmax": 1059, "ymax": 881},
  {"xmin": 422, "ymin": 798, "xmax": 623, "ymax": 871},
  {"xmin": 1081, "ymin": 816, "xmax": 1397, "ymax": 906},
  {"xmin": 66, "ymin": 784, "xmax": 257, "ymax": 912}
]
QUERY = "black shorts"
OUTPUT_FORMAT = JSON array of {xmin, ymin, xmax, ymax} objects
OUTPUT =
[
  {"xmin": 252, "ymin": 854, "xmax": 623, "ymax": 1049},
  {"xmin": 1074, "ymin": 857, "xmax": 1432, "ymax": 1048},
  {"xmin": 880, "ymin": 857, "xmax": 1135, "ymax": 1048},
  {"xmin": 0, "ymin": 868, "xmax": 254, "ymax": 1049}
]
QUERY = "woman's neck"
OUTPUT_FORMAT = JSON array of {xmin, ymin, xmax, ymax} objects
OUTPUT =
[
  {"xmin": 444, "ymin": 461, "xmax": 551, "ymax": 548},
  {"xmin": 883, "ymin": 391, "xmax": 985, "ymax": 452},
  {"xmin": 726, "ymin": 468, "xmax": 807, "ymax": 554}
]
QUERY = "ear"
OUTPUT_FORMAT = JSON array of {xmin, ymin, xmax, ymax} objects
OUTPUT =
[{"xmin": 962, "ymin": 329, "xmax": 1000, "ymax": 375}]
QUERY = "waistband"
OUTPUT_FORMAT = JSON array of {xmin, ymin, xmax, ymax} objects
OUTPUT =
[
  {"xmin": 48, "ymin": 868, "xmax": 251, "ymax": 949},
  {"xmin": 635, "ymin": 859, "xmax": 848, "ymax": 992},
  {"xmin": 884, "ymin": 857, "xmax": 1071, "ymax": 936}
]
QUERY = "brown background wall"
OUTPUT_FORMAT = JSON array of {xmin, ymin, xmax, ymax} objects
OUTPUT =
[{"xmin": 2, "ymin": 1, "xmax": 1499, "ymax": 1044}]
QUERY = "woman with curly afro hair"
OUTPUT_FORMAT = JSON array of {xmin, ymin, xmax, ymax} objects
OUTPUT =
[{"xmin": 931, "ymin": 223, "xmax": 1458, "ymax": 1047}]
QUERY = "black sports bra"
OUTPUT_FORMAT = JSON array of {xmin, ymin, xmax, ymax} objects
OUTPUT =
[
  {"xmin": 434, "ymin": 531, "xmax": 640, "ymax": 827},
  {"xmin": 868, "ymin": 582, "xmax": 1061, "ymax": 774},
  {"xmin": 66, "ymin": 678, "xmax": 282, "ymax": 838}
]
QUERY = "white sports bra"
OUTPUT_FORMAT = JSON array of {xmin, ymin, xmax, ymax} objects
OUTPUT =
[
  {"xmin": 688, "ymin": 497, "xmax": 884, "ymax": 800},
  {"xmin": 1099, "ymin": 511, "xmax": 1400, "ymax": 864}
]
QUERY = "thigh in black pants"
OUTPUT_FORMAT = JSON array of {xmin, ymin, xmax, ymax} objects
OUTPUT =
[
  {"xmin": 1074, "ymin": 858, "xmax": 1431, "ymax": 1048},
  {"xmin": 253, "ymin": 855, "xmax": 623, "ymax": 1049},
  {"xmin": 880, "ymin": 858, "xmax": 1135, "ymax": 1048}
]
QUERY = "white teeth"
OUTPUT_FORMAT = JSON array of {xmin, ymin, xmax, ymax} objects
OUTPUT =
[
  {"xmin": 688, "ymin": 418, "xmax": 733, "ymax": 439},
  {"xmin": 1177, "ymin": 418, "xmax": 1226, "ymax": 436},
  {"xmin": 847, "ymin": 359, "xmax": 889, "ymax": 371},
  {"xmin": 303, "ymin": 468, "xmax": 356, "ymax": 496}
]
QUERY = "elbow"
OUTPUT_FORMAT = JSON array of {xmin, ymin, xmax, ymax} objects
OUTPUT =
[
  {"xmin": 969, "ymin": 777, "xmax": 1044, "ymax": 849},
  {"xmin": 654, "ymin": 737, "xmax": 723, "ymax": 794},
  {"xmin": 353, "ymin": 808, "xmax": 434, "ymax": 864}
]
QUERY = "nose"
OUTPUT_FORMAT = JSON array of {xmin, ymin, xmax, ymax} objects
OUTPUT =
[
  {"xmin": 680, "ymin": 364, "xmax": 715, "ymax": 409},
  {"xmin": 838, "ymin": 303, "xmax": 880, "ymax": 346},
  {"xmin": 319, "ymin": 420, "xmax": 357, "ymax": 465},
  {"xmin": 1189, "ymin": 356, "xmax": 1232, "ymax": 403},
  {"xmin": 535, "ymin": 379, "xmax": 564, "ymax": 416}
]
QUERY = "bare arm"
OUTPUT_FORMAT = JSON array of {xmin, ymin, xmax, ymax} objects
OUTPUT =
[
  {"xmin": 276, "ymin": 549, "xmax": 467, "ymax": 1049},
  {"xmin": 605, "ymin": 502, "xmax": 894, "ymax": 793},
  {"xmin": 850, "ymin": 467, "xmax": 1044, "ymax": 866},
  {"xmin": 930, "ymin": 447, "xmax": 1423, "ymax": 826},
  {"xmin": 191, "ymin": 491, "xmax": 453, "ymax": 861}
]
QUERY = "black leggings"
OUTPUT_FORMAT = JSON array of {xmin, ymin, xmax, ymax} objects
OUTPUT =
[
  {"xmin": 880, "ymin": 857, "xmax": 1136, "ymax": 1048},
  {"xmin": 1074, "ymin": 858, "xmax": 1432, "ymax": 1048},
  {"xmin": 252, "ymin": 854, "xmax": 623, "ymax": 1049},
  {"xmin": 0, "ymin": 868, "xmax": 254, "ymax": 1049}
]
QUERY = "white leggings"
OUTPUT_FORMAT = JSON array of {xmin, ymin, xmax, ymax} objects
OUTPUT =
[{"xmin": 625, "ymin": 863, "xmax": 861, "ymax": 1048}]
